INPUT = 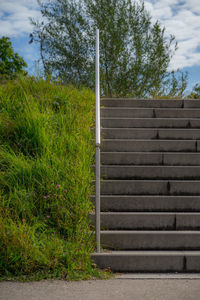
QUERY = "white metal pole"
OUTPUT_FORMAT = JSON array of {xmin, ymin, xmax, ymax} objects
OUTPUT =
[
  {"xmin": 96, "ymin": 29, "xmax": 100, "ymax": 146},
  {"xmin": 95, "ymin": 29, "xmax": 101, "ymax": 253}
]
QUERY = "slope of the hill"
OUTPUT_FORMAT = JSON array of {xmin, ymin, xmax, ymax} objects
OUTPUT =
[{"xmin": 0, "ymin": 77, "xmax": 102, "ymax": 280}]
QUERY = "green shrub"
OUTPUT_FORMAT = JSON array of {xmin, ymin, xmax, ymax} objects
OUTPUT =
[{"xmin": 0, "ymin": 76, "xmax": 102, "ymax": 280}]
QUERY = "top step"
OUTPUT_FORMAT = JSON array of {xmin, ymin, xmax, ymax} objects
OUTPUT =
[{"xmin": 101, "ymin": 99, "xmax": 200, "ymax": 108}]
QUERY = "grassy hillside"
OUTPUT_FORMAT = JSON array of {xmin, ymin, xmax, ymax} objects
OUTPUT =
[{"xmin": 0, "ymin": 77, "xmax": 102, "ymax": 280}]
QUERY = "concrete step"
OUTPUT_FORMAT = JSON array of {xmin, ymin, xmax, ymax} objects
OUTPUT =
[
  {"xmin": 184, "ymin": 100, "xmax": 200, "ymax": 108},
  {"xmin": 101, "ymin": 99, "xmax": 200, "ymax": 108},
  {"xmin": 101, "ymin": 118, "xmax": 200, "ymax": 128},
  {"xmin": 101, "ymin": 128, "xmax": 200, "ymax": 140},
  {"xmin": 101, "ymin": 231, "xmax": 200, "ymax": 250},
  {"xmin": 90, "ymin": 213, "xmax": 200, "ymax": 230},
  {"xmin": 102, "ymin": 139, "xmax": 197, "ymax": 152},
  {"xmin": 101, "ymin": 152, "xmax": 163, "ymax": 165},
  {"xmin": 101, "ymin": 108, "xmax": 154, "ymax": 118},
  {"xmin": 101, "ymin": 99, "xmax": 183, "ymax": 108},
  {"xmin": 101, "ymin": 166, "xmax": 200, "ymax": 180},
  {"xmin": 102, "ymin": 128, "xmax": 158, "ymax": 139},
  {"xmin": 164, "ymin": 153, "xmax": 200, "ymax": 165},
  {"xmin": 156, "ymin": 108, "xmax": 200, "ymax": 118},
  {"xmin": 100, "ymin": 180, "xmax": 200, "ymax": 195},
  {"xmin": 91, "ymin": 195, "xmax": 200, "ymax": 212},
  {"xmin": 91, "ymin": 251, "xmax": 200, "ymax": 272},
  {"xmin": 101, "ymin": 152, "xmax": 200, "ymax": 165},
  {"xmin": 101, "ymin": 108, "xmax": 200, "ymax": 118}
]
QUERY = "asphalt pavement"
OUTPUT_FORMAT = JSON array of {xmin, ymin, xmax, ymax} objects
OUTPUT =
[{"xmin": 1, "ymin": 275, "xmax": 200, "ymax": 300}]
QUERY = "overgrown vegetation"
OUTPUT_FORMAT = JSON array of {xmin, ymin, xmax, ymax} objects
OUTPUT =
[
  {"xmin": 0, "ymin": 76, "xmax": 105, "ymax": 280},
  {"xmin": 188, "ymin": 83, "xmax": 200, "ymax": 99}
]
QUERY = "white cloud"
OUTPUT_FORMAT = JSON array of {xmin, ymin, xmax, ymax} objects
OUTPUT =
[
  {"xmin": 0, "ymin": 0, "xmax": 41, "ymax": 36},
  {"xmin": 145, "ymin": 0, "xmax": 200, "ymax": 69},
  {"xmin": 183, "ymin": 0, "xmax": 200, "ymax": 14}
]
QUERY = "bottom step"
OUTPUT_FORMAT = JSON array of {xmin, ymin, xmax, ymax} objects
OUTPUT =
[{"xmin": 91, "ymin": 251, "xmax": 200, "ymax": 272}]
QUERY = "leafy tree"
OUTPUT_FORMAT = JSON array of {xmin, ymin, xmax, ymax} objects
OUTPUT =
[
  {"xmin": 31, "ymin": 0, "xmax": 187, "ymax": 97},
  {"xmin": 188, "ymin": 83, "xmax": 200, "ymax": 99},
  {"xmin": 0, "ymin": 36, "xmax": 27, "ymax": 79}
]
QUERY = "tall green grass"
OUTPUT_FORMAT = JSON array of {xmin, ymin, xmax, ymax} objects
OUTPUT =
[{"xmin": 0, "ymin": 76, "xmax": 102, "ymax": 280}]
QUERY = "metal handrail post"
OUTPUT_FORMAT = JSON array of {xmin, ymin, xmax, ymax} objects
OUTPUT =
[{"xmin": 95, "ymin": 29, "xmax": 101, "ymax": 253}]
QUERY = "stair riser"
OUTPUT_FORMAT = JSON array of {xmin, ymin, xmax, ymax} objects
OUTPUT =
[
  {"xmin": 102, "ymin": 128, "xmax": 157, "ymax": 139},
  {"xmin": 92, "ymin": 255, "xmax": 182, "ymax": 272},
  {"xmin": 90, "ymin": 213, "xmax": 200, "ymax": 230},
  {"xmin": 157, "ymin": 109, "xmax": 200, "ymax": 118},
  {"xmin": 101, "ymin": 153, "xmax": 200, "ymax": 166},
  {"xmin": 101, "ymin": 181, "xmax": 168, "ymax": 195},
  {"xmin": 101, "ymin": 118, "xmax": 200, "ymax": 128},
  {"xmin": 101, "ymin": 166, "xmax": 200, "ymax": 180},
  {"xmin": 164, "ymin": 153, "xmax": 200, "ymax": 166},
  {"xmin": 90, "ymin": 196, "xmax": 200, "ymax": 212},
  {"xmin": 101, "ymin": 181, "xmax": 200, "ymax": 195},
  {"xmin": 101, "ymin": 99, "xmax": 200, "ymax": 108},
  {"xmin": 91, "ymin": 253, "xmax": 200, "ymax": 272},
  {"xmin": 102, "ymin": 140, "xmax": 197, "ymax": 152},
  {"xmin": 101, "ymin": 152, "xmax": 162, "ymax": 165},
  {"xmin": 102, "ymin": 129, "xmax": 200, "ymax": 140},
  {"xmin": 101, "ymin": 108, "xmax": 200, "ymax": 118},
  {"xmin": 101, "ymin": 99, "xmax": 183, "ymax": 108},
  {"xmin": 101, "ymin": 108, "xmax": 154, "ymax": 118},
  {"xmin": 101, "ymin": 232, "xmax": 200, "ymax": 250}
]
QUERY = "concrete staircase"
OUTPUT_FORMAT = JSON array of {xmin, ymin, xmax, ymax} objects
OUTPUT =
[{"xmin": 91, "ymin": 99, "xmax": 200, "ymax": 273}]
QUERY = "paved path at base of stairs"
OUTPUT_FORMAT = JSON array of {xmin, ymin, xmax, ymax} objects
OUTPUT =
[{"xmin": 1, "ymin": 275, "xmax": 200, "ymax": 300}]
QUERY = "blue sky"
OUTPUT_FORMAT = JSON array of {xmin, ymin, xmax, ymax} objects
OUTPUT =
[{"xmin": 0, "ymin": 0, "xmax": 200, "ymax": 91}]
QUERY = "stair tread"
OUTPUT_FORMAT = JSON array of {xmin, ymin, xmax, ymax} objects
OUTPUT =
[
  {"xmin": 101, "ymin": 118, "xmax": 200, "ymax": 129},
  {"xmin": 101, "ymin": 165, "xmax": 200, "ymax": 167},
  {"xmin": 100, "ymin": 179, "xmax": 200, "ymax": 181},
  {"xmin": 94, "ymin": 195, "xmax": 200, "ymax": 197},
  {"xmin": 91, "ymin": 251, "xmax": 200, "ymax": 272},
  {"xmin": 94, "ymin": 212, "xmax": 200, "ymax": 215},
  {"xmin": 101, "ymin": 151, "xmax": 200, "ymax": 153},
  {"xmin": 101, "ymin": 117, "xmax": 200, "ymax": 120},
  {"xmin": 101, "ymin": 166, "xmax": 200, "ymax": 178},
  {"xmin": 101, "ymin": 108, "xmax": 200, "ymax": 110},
  {"xmin": 101, "ymin": 230, "xmax": 200, "ymax": 233},
  {"xmin": 92, "ymin": 250, "xmax": 200, "ymax": 255},
  {"xmin": 102, "ymin": 138, "xmax": 198, "ymax": 141},
  {"xmin": 102, "ymin": 128, "xmax": 200, "ymax": 130},
  {"xmin": 101, "ymin": 99, "xmax": 200, "ymax": 108}
]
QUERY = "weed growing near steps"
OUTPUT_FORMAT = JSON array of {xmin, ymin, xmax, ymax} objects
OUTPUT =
[{"xmin": 0, "ymin": 76, "xmax": 106, "ymax": 280}]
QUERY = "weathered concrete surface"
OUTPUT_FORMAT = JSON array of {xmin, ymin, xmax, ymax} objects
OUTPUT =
[
  {"xmin": 100, "ymin": 231, "xmax": 200, "ymax": 250},
  {"xmin": 101, "ymin": 118, "xmax": 195, "ymax": 128},
  {"xmin": 102, "ymin": 139, "xmax": 196, "ymax": 152},
  {"xmin": 101, "ymin": 152, "xmax": 200, "ymax": 166},
  {"xmin": 90, "ymin": 212, "xmax": 200, "ymax": 230},
  {"xmin": 101, "ymin": 99, "xmax": 183, "ymax": 107},
  {"xmin": 1, "ymin": 279, "xmax": 200, "ymax": 300},
  {"xmin": 91, "ymin": 195, "xmax": 200, "ymax": 212},
  {"xmin": 102, "ymin": 128, "xmax": 200, "ymax": 140},
  {"xmin": 101, "ymin": 107, "xmax": 200, "ymax": 118},
  {"xmin": 101, "ymin": 166, "xmax": 200, "ymax": 180},
  {"xmin": 100, "ymin": 180, "xmax": 200, "ymax": 195}
]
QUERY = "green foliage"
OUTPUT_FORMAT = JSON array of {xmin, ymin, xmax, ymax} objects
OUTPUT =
[
  {"xmin": 0, "ymin": 37, "xmax": 27, "ymax": 79},
  {"xmin": 0, "ymin": 77, "xmax": 104, "ymax": 280},
  {"xmin": 188, "ymin": 83, "xmax": 200, "ymax": 99},
  {"xmin": 31, "ymin": 0, "xmax": 187, "ymax": 98}
]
